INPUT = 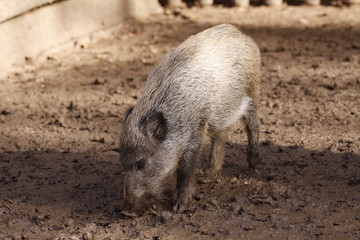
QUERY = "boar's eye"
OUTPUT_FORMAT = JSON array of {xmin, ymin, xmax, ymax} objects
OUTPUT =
[{"xmin": 135, "ymin": 158, "xmax": 146, "ymax": 171}]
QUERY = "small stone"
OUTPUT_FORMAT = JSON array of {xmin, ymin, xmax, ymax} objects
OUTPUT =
[
  {"xmin": 69, "ymin": 236, "xmax": 80, "ymax": 240},
  {"xmin": 52, "ymin": 225, "xmax": 64, "ymax": 231},
  {"xmin": 195, "ymin": 169, "xmax": 204, "ymax": 176},
  {"xmin": 121, "ymin": 210, "xmax": 138, "ymax": 218},
  {"xmin": 215, "ymin": 177, "xmax": 222, "ymax": 183},
  {"xmin": 82, "ymin": 232, "xmax": 93, "ymax": 240},
  {"xmin": 298, "ymin": 18, "xmax": 309, "ymax": 25},
  {"xmin": 150, "ymin": 46, "xmax": 159, "ymax": 54},
  {"xmin": 164, "ymin": 9, "xmax": 172, "ymax": 16},
  {"xmin": 243, "ymin": 226, "xmax": 255, "ymax": 231},
  {"xmin": 184, "ymin": 224, "xmax": 195, "ymax": 232},
  {"xmin": 161, "ymin": 211, "xmax": 173, "ymax": 223},
  {"xmin": 10, "ymin": 234, "xmax": 22, "ymax": 240},
  {"xmin": 131, "ymin": 220, "xmax": 137, "ymax": 227},
  {"xmin": 229, "ymin": 176, "xmax": 238, "ymax": 183},
  {"xmin": 209, "ymin": 199, "xmax": 219, "ymax": 206},
  {"xmin": 197, "ymin": 178, "xmax": 210, "ymax": 184}
]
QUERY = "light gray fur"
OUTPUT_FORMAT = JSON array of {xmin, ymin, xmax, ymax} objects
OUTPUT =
[{"xmin": 120, "ymin": 24, "xmax": 261, "ymax": 213}]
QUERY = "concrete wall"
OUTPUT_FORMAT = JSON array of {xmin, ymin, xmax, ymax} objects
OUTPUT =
[
  {"xmin": 0, "ymin": 0, "xmax": 162, "ymax": 77},
  {"xmin": 0, "ymin": 0, "xmax": 60, "ymax": 23}
]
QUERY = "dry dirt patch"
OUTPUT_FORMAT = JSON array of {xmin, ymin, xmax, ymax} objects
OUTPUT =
[{"xmin": 0, "ymin": 5, "xmax": 359, "ymax": 240}]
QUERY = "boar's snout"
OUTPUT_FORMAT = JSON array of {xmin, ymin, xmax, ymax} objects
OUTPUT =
[
  {"xmin": 122, "ymin": 176, "xmax": 138, "ymax": 211},
  {"xmin": 122, "ymin": 192, "xmax": 155, "ymax": 214},
  {"xmin": 122, "ymin": 189, "xmax": 142, "ymax": 212},
  {"xmin": 122, "ymin": 177, "xmax": 154, "ymax": 213}
]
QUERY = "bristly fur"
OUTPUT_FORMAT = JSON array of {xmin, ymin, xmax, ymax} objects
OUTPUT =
[{"xmin": 120, "ymin": 24, "xmax": 261, "ymax": 213}]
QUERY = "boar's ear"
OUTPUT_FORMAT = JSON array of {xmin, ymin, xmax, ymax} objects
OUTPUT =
[
  {"xmin": 139, "ymin": 111, "xmax": 167, "ymax": 141},
  {"xmin": 124, "ymin": 107, "xmax": 134, "ymax": 120}
]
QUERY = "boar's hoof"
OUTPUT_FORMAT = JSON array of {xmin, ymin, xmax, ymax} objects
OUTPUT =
[
  {"xmin": 173, "ymin": 199, "xmax": 188, "ymax": 213},
  {"xmin": 205, "ymin": 169, "xmax": 222, "ymax": 179},
  {"xmin": 247, "ymin": 154, "xmax": 260, "ymax": 170}
]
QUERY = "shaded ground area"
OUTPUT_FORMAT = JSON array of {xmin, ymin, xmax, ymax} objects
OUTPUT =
[{"xmin": 0, "ymin": 5, "xmax": 359, "ymax": 240}]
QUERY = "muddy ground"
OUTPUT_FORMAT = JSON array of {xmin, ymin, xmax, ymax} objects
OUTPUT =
[{"xmin": 0, "ymin": 4, "xmax": 360, "ymax": 240}]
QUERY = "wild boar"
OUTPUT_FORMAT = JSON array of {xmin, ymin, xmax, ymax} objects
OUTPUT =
[{"xmin": 120, "ymin": 24, "xmax": 261, "ymax": 213}]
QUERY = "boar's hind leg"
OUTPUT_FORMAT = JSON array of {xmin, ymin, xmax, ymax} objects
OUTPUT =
[
  {"xmin": 174, "ymin": 138, "xmax": 202, "ymax": 213},
  {"xmin": 243, "ymin": 105, "xmax": 260, "ymax": 169},
  {"xmin": 208, "ymin": 133, "xmax": 225, "ymax": 176}
]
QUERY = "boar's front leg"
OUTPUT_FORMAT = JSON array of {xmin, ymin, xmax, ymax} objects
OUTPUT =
[{"xmin": 173, "ymin": 135, "xmax": 202, "ymax": 213}]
